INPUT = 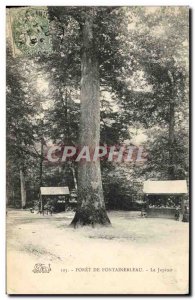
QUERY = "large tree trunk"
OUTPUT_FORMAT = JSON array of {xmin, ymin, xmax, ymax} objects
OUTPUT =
[
  {"xmin": 6, "ymin": 175, "xmax": 11, "ymax": 207},
  {"xmin": 71, "ymin": 166, "xmax": 77, "ymax": 190},
  {"xmin": 20, "ymin": 169, "xmax": 26, "ymax": 208},
  {"xmin": 168, "ymin": 71, "xmax": 175, "ymax": 180},
  {"xmin": 168, "ymin": 100, "xmax": 175, "ymax": 179},
  {"xmin": 70, "ymin": 12, "xmax": 111, "ymax": 227},
  {"xmin": 40, "ymin": 137, "xmax": 44, "ymax": 187}
]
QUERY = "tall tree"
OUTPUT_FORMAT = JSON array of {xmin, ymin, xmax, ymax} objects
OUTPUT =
[
  {"xmin": 70, "ymin": 10, "xmax": 110, "ymax": 226},
  {"xmin": 47, "ymin": 6, "xmax": 131, "ymax": 226},
  {"xmin": 6, "ymin": 40, "xmax": 42, "ymax": 207},
  {"xmin": 116, "ymin": 7, "xmax": 189, "ymax": 180}
]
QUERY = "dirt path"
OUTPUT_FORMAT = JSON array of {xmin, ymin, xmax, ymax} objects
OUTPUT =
[{"xmin": 6, "ymin": 209, "xmax": 189, "ymax": 294}]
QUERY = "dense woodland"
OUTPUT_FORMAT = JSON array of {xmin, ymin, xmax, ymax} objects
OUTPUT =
[{"xmin": 6, "ymin": 7, "xmax": 189, "ymax": 226}]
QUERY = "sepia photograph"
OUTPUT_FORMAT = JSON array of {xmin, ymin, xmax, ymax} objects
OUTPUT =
[{"xmin": 6, "ymin": 5, "xmax": 190, "ymax": 295}]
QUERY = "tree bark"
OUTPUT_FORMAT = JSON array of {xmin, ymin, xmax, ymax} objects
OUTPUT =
[
  {"xmin": 168, "ymin": 100, "xmax": 175, "ymax": 179},
  {"xmin": 168, "ymin": 71, "xmax": 175, "ymax": 179},
  {"xmin": 70, "ymin": 12, "xmax": 111, "ymax": 227},
  {"xmin": 71, "ymin": 166, "xmax": 78, "ymax": 190},
  {"xmin": 40, "ymin": 137, "xmax": 44, "ymax": 187},
  {"xmin": 20, "ymin": 169, "xmax": 26, "ymax": 208}
]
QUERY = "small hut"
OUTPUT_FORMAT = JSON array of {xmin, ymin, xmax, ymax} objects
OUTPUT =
[
  {"xmin": 40, "ymin": 186, "xmax": 70, "ymax": 212},
  {"xmin": 143, "ymin": 180, "xmax": 188, "ymax": 219}
]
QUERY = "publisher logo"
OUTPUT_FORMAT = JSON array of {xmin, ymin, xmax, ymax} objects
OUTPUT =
[{"xmin": 32, "ymin": 263, "xmax": 51, "ymax": 273}]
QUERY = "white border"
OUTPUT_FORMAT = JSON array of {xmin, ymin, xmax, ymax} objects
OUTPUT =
[
  {"xmin": 0, "ymin": 1, "xmax": 193, "ymax": 299},
  {"xmin": 2, "ymin": 0, "xmax": 194, "ymax": 6}
]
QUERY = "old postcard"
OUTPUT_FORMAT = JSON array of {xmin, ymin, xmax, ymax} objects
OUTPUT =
[{"xmin": 6, "ymin": 6, "xmax": 190, "ymax": 294}]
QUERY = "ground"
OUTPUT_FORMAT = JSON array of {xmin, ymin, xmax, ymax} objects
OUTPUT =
[{"xmin": 6, "ymin": 209, "xmax": 189, "ymax": 294}]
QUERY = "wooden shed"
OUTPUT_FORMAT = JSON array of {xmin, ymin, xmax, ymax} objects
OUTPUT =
[
  {"xmin": 143, "ymin": 180, "xmax": 188, "ymax": 219},
  {"xmin": 40, "ymin": 186, "xmax": 70, "ymax": 212}
]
